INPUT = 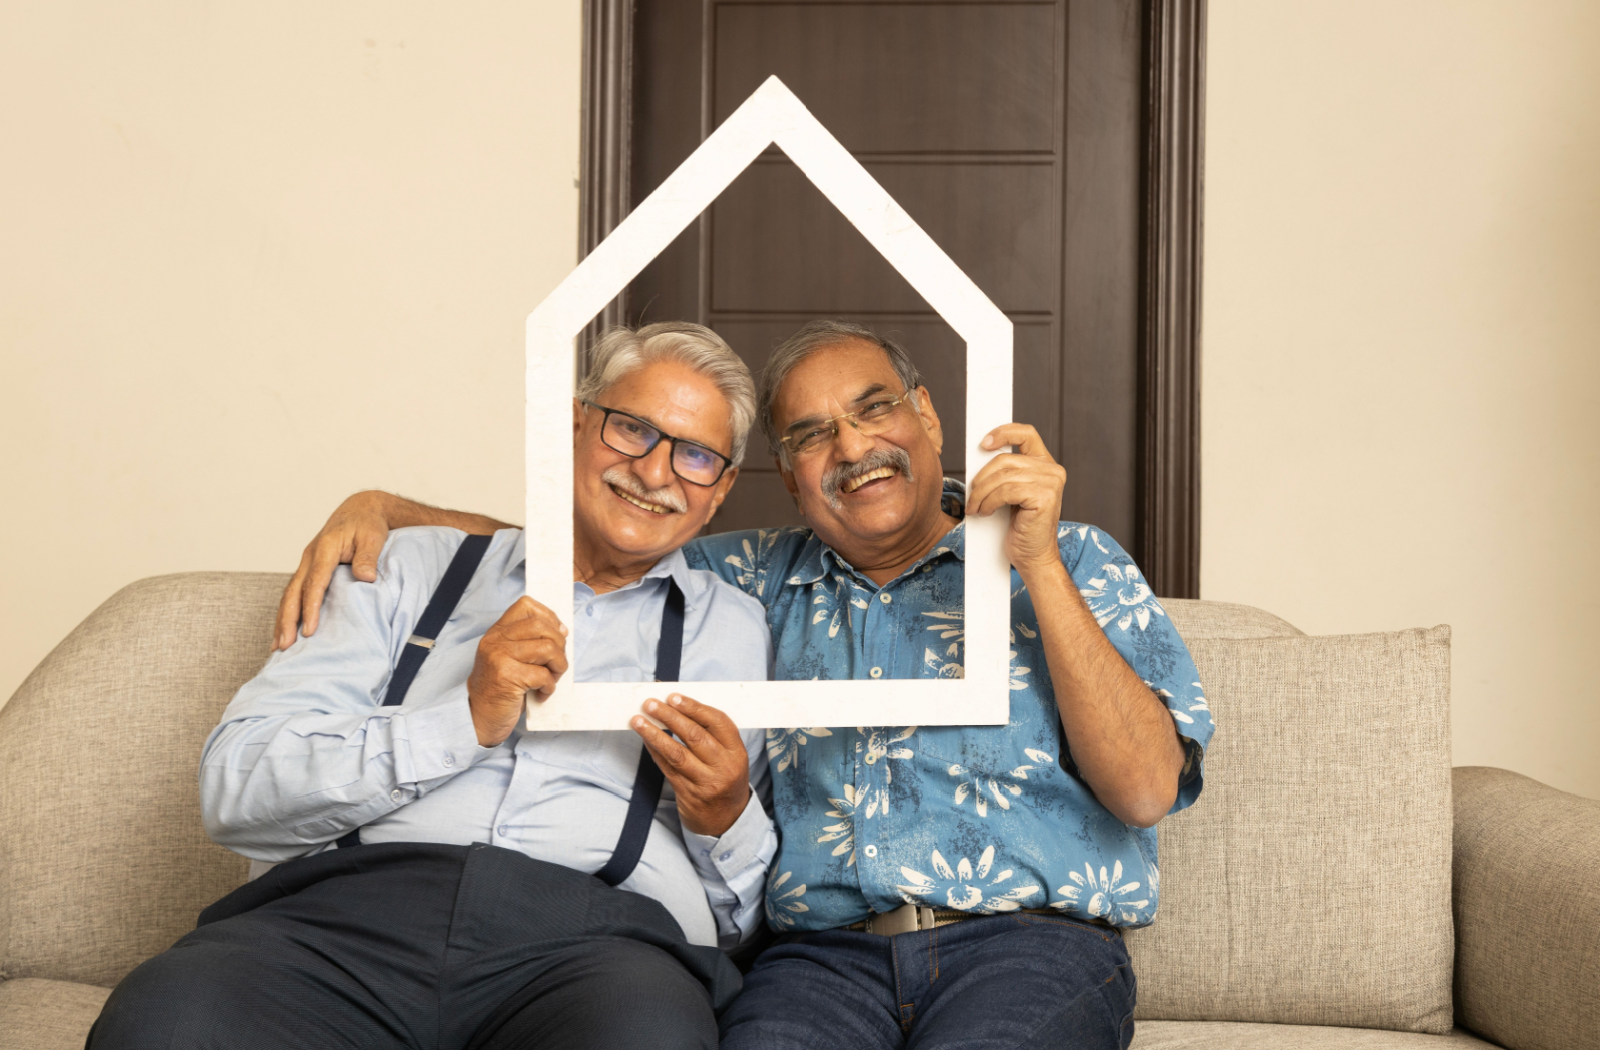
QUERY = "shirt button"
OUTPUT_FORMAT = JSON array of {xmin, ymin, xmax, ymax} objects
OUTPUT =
[
  {"xmin": 870, "ymin": 667, "xmax": 883, "ymax": 678},
  {"xmin": 443, "ymin": 754, "xmax": 455, "ymax": 768},
  {"xmin": 586, "ymin": 606, "xmax": 597, "ymax": 617},
  {"xmin": 497, "ymin": 824, "xmax": 509, "ymax": 837},
  {"xmin": 864, "ymin": 844, "xmax": 878, "ymax": 858},
  {"xmin": 879, "ymin": 592, "xmax": 892, "ymax": 604},
  {"xmin": 720, "ymin": 851, "xmax": 733, "ymax": 863},
  {"xmin": 389, "ymin": 788, "xmax": 403, "ymax": 802}
]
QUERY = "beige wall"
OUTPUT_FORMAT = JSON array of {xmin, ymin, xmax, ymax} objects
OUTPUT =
[
  {"xmin": 1203, "ymin": 1, "xmax": 1600, "ymax": 798},
  {"xmin": 0, "ymin": 3, "xmax": 581, "ymax": 709}
]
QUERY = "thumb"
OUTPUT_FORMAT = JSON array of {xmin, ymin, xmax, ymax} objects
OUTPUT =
[{"xmin": 350, "ymin": 528, "xmax": 383, "ymax": 583}]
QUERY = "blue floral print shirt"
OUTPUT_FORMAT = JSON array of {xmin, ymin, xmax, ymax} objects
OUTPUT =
[{"xmin": 682, "ymin": 481, "xmax": 1214, "ymax": 931}]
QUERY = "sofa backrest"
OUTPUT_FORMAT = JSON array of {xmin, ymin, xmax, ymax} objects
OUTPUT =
[
  {"xmin": 1, "ymin": 572, "xmax": 1456, "ymax": 1033},
  {"xmin": 0, "ymin": 572, "xmax": 283, "ymax": 987}
]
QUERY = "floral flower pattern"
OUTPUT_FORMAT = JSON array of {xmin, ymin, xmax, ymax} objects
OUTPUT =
[
  {"xmin": 816, "ymin": 783, "xmax": 860, "ymax": 866},
  {"xmin": 947, "ymin": 747, "xmax": 1055, "ymax": 817},
  {"xmin": 897, "ymin": 846, "xmax": 1043, "ymax": 913},
  {"xmin": 765, "ymin": 870, "xmax": 809, "ymax": 929},
  {"xmin": 766, "ymin": 726, "xmax": 834, "ymax": 773},
  {"xmin": 1053, "ymin": 859, "xmax": 1151, "ymax": 924},
  {"xmin": 1080, "ymin": 562, "xmax": 1167, "ymax": 633}
]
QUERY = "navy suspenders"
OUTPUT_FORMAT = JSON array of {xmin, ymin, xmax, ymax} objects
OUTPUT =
[
  {"xmin": 336, "ymin": 534, "xmax": 682, "ymax": 891},
  {"xmin": 335, "ymin": 533, "xmax": 492, "ymax": 850},
  {"xmin": 594, "ymin": 578, "xmax": 681, "ymax": 887}
]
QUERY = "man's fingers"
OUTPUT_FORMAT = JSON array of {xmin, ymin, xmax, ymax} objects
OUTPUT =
[
  {"xmin": 274, "ymin": 553, "xmax": 313, "ymax": 651},
  {"xmin": 494, "ymin": 638, "xmax": 570, "ymax": 678},
  {"xmin": 350, "ymin": 525, "xmax": 384, "ymax": 583},
  {"xmin": 491, "ymin": 597, "xmax": 569, "ymax": 642},
  {"xmin": 980, "ymin": 423, "xmax": 1051, "ymax": 459},
  {"xmin": 652, "ymin": 694, "xmax": 745, "ymax": 753},
  {"xmin": 299, "ymin": 539, "xmax": 348, "ymax": 639},
  {"xmin": 632, "ymin": 719, "xmax": 705, "ymax": 779}
]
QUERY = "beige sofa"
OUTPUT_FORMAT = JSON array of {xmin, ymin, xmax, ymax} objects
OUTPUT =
[{"xmin": 1, "ymin": 573, "xmax": 1595, "ymax": 1050}]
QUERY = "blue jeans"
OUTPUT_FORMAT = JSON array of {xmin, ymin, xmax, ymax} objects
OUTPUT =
[{"xmin": 720, "ymin": 913, "xmax": 1136, "ymax": 1050}]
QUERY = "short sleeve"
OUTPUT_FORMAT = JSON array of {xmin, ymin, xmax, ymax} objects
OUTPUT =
[{"xmin": 1058, "ymin": 523, "xmax": 1215, "ymax": 813}]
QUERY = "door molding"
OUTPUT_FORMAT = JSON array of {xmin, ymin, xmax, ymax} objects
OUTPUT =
[
  {"xmin": 580, "ymin": 0, "xmax": 1205, "ymax": 597},
  {"xmin": 1138, "ymin": 0, "xmax": 1205, "ymax": 599},
  {"xmin": 578, "ymin": 0, "xmax": 634, "ymax": 350}
]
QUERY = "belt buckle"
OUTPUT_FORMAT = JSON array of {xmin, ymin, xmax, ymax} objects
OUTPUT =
[{"xmin": 869, "ymin": 903, "xmax": 936, "ymax": 936}]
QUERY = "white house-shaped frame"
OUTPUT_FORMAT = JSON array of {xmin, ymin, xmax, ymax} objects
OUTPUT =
[{"xmin": 525, "ymin": 76, "xmax": 1012, "ymax": 731}]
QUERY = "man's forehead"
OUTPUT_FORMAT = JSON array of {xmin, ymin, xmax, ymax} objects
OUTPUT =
[
  {"xmin": 599, "ymin": 362, "xmax": 733, "ymax": 443},
  {"xmin": 779, "ymin": 341, "xmax": 899, "ymax": 401}
]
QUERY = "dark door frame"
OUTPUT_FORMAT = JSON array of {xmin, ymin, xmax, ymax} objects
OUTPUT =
[{"xmin": 578, "ymin": 0, "xmax": 1204, "ymax": 599}]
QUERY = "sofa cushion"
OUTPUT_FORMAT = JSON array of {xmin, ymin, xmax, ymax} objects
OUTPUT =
[
  {"xmin": 0, "ymin": 978, "xmax": 112, "ymax": 1050},
  {"xmin": 1133, "ymin": 1020, "xmax": 1498, "ymax": 1049},
  {"xmin": 1162, "ymin": 598, "xmax": 1305, "ymax": 640},
  {"xmin": 0, "ymin": 573, "xmax": 280, "ymax": 988},
  {"xmin": 1125, "ymin": 626, "xmax": 1455, "ymax": 1034}
]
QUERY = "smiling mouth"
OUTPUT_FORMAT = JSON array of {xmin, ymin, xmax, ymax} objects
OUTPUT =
[
  {"xmin": 840, "ymin": 466, "xmax": 900, "ymax": 494},
  {"xmin": 610, "ymin": 484, "xmax": 677, "ymax": 515}
]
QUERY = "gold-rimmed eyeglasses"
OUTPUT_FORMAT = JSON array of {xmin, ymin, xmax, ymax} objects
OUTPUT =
[{"xmin": 779, "ymin": 389, "xmax": 917, "ymax": 458}]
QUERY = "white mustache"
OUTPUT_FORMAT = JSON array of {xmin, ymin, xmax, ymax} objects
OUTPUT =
[{"xmin": 601, "ymin": 465, "xmax": 687, "ymax": 515}]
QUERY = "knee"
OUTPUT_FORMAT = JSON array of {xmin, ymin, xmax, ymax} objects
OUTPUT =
[
  {"xmin": 484, "ymin": 940, "xmax": 717, "ymax": 1050},
  {"xmin": 88, "ymin": 947, "xmax": 237, "ymax": 1049}
]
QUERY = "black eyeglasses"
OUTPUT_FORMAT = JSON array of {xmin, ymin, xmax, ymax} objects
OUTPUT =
[{"xmin": 582, "ymin": 401, "xmax": 733, "ymax": 487}]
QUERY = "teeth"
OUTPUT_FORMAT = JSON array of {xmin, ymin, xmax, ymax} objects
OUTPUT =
[
  {"xmin": 613, "ymin": 486, "xmax": 674, "ymax": 514},
  {"xmin": 842, "ymin": 467, "xmax": 897, "ymax": 494}
]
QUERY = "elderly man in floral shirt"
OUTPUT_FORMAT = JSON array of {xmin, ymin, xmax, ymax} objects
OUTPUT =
[{"xmin": 280, "ymin": 320, "xmax": 1214, "ymax": 1050}]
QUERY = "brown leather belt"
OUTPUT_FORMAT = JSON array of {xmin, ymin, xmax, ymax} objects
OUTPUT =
[{"xmin": 843, "ymin": 902, "xmax": 1098, "ymax": 937}]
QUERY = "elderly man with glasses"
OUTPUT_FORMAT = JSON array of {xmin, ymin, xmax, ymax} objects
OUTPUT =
[
  {"xmin": 87, "ymin": 323, "xmax": 778, "ymax": 1050},
  {"xmin": 275, "ymin": 319, "xmax": 1216, "ymax": 1050}
]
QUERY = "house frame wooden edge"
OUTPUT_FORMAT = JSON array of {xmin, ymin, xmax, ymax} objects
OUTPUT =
[{"xmin": 525, "ymin": 76, "xmax": 1013, "ymax": 730}]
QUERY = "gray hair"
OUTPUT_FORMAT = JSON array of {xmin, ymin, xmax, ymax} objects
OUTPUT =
[
  {"xmin": 758, "ymin": 320, "xmax": 924, "ymax": 463},
  {"xmin": 576, "ymin": 322, "xmax": 756, "ymax": 466}
]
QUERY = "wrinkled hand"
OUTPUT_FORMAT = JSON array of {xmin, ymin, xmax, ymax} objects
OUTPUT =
[
  {"xmin": 631, "ymin": 695, "xmax": 751, "ymax": 837},
  {"xmin": 967, "ymin": 423, "xmax": 1068, "ymax": 579},
  {"xmin": 468, "ymin": 598, "xmax": 570, "ymax": 748},
  {"xmin": 274, "ymin": 491, "xmax": 395, "ymax": 650}
]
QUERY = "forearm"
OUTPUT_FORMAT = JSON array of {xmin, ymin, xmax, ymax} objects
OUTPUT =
[
  {"xmin": 366, "ymin": 490, "xmax": 517, "ymax": 534},
  {"xmin": 200, "ymin": 690, "xmax": 484, "ymax": 860},
  {"xmin": 1022, "ymin": 559, "xmax": 1185, "ymax": 827}
]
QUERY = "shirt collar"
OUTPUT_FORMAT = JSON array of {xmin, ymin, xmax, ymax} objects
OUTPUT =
[
  {"xmin": 507, "ymin": 530, "xmax": 706, "ymax": 610},
  {"xmin": 787, "ymin": 478, "xmax": 968, "ymax": 587}
]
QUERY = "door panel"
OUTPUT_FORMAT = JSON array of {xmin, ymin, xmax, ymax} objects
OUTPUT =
[
  {"xmin": 630, "ymin": 0, "xmax": 1143, "ymax": 553},
  {"xmin": 713, "ymin": 3, "xmax": 1058, "ymax": 154},
  {"xmin": 710, "ymin": 159, "xmax": 1059, "ymax": 314}
]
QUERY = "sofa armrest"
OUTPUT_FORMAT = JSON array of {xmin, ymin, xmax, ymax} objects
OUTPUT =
[{"xmin": 1452, "ymin": 766, "xmax": 1599, "ymax": 1050}]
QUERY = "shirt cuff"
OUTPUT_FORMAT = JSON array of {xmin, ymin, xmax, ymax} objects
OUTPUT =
[
  {"xmin": 393, "ymin": 685, "xmax": 489, "ymax": 784},
  {"xmin": 684, "ymin": 790, "xmax": 772, "ymax": 883}
]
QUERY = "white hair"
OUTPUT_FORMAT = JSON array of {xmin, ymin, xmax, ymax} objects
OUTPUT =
[{"xmin": 576, "ymin": 322, "xmax": 756, "ymax": 465}]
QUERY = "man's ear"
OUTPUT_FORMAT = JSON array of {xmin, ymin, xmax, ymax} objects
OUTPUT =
[
  {"xmin": 911, "ymin": 386, "xmax": 944, "ymax": 456},
  {"xmin": 573, "ymin": 398, "xmax": 585, "ymax": 447},
  {"xmin": 707, "ymin": 467, "xmax": 739, "ymax": 516}
]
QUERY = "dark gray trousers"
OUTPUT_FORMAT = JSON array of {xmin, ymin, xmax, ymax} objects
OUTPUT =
[{"xmin": 88, "ymin": 842, "xmax": 741, "ymax": 1050}]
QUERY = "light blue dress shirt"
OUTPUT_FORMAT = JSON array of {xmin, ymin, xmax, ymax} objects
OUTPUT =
[
  {"xmin": 683, "ymin": 481, "xmax": 1214, "ymax": 932},
  {"xmin": 201, "ymin": 527, "xmax": 778, "ymax": 949}
]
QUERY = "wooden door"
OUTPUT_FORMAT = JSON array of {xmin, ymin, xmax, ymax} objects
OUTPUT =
[{"xmin": 581, "ymin": 0, "xmax": 1204, "ymax": 595}]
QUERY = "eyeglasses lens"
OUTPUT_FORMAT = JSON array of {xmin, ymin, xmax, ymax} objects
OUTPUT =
[
  {"xmin": 603, "ymin": 415, "xmax": 654, "ymax": 457},
  {"xmin": 672, "ymin": 444, "xmax": 723, "ymax": 486}
]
